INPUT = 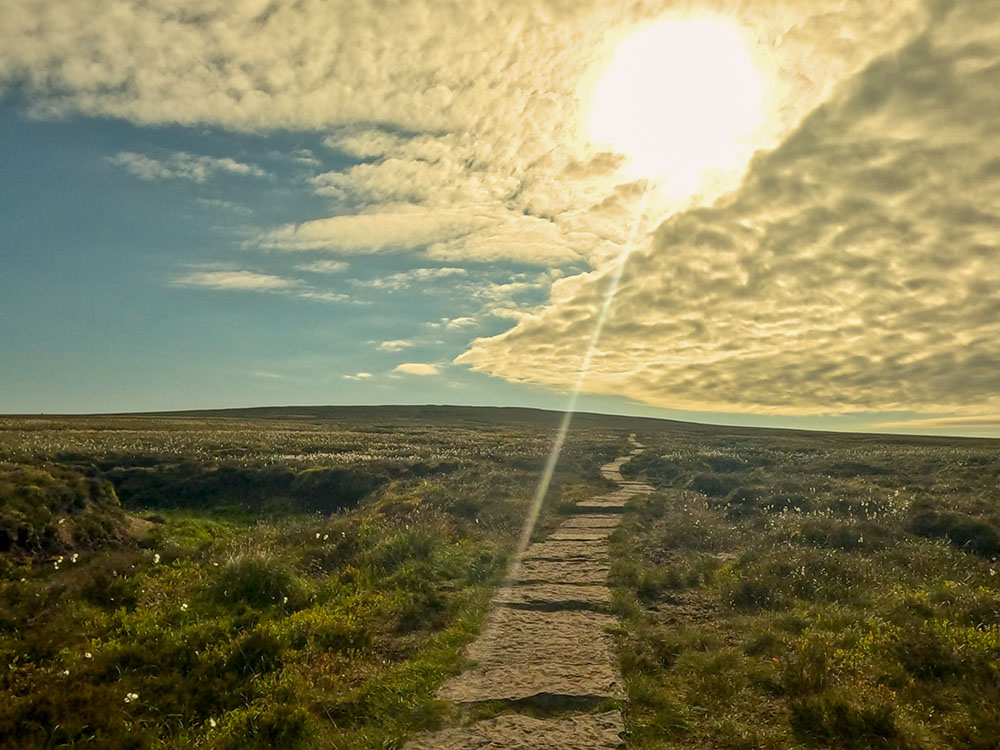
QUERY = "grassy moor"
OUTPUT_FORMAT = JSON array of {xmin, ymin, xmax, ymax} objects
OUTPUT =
[{"xmin": 0, "ymin": 408, "xmax": 997, "ymax": 748}]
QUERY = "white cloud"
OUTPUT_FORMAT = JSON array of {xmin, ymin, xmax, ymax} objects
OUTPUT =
[
  {"xmin": 196, "ymin": 197, "xmax": 252, "ymax": 214},
  {"xmin": 377, "ymin": 340, "xmax": 413, "ymax": 352},
  {"xmin": 296, "ymin": 290, "xmax": 350, "ymax": 303},
  {"xmin": 2, "ymin": 0, "xmax": 927, "ymax": 265},
  {"xmin": 355, "ymin": 267, "xmax": 468, "ymax": 292},
  {"xmin": 256, "ymin": 206, "xmax": 488, "ymax": 254},
  {"xmin": 172, "ymin": 267, "xmax": 349, "ymax": 303},
  {"xmin": 393, "ymin": 363, "xmax": 439, "ymax": 376},
  {"xmin": 343, "ymin": 372, "xmax": 373, "ymax": 381},
  {"xmin": 15, "ymin": 0, "xmax": 996, "ymax": 418},
  {"xmin": 295, "ymin": 260, "xmax": 349, "ymax": 274},
  {"xmin": 108, "ymin": 151, "xmax": 266, "ymax": 182},
  {"xmin": 459, "ymin": 1, "xmax": 1000, "ymax": 416},
  {"xmin": 173, "ymin": 270, "xmax": 298, "ymax": 292},
  {"xmin": 444, "ymin": 317, "xmax": 477, "ymax": 330}
]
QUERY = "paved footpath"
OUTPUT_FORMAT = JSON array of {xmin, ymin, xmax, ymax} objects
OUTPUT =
[{"xmin": 406, "ymin": 436, "xmax": 653, "ymax": 750}]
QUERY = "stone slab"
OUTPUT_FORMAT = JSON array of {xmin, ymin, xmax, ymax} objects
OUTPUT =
[
  {"xmin": 557, "ymin": 515, "xmax": 622, "ymax": 531},
  {"xmin": 437, "ymin": 662, "xmax": 624, "ymax": 703},
  {"xmin": 405, "ymin": 710, "xmax": 625, "ymax": 750},
  {"xmin": 522, "ymin": 540, "xmax": 609, "ymax": 562},
  {"xmin": 515, "ymin": 559, "xmax": 609, "ymax": 585},
  {"xmin": 549, "ymin": 530, "xmax": 615, "ymax": 542},
  {"xmin": 493, "ymin": 583, "xmax": 611, "ymax": 610},
  {"xmin": 465, "ymin": 608, "xmax": 617, "ymax": 668}
]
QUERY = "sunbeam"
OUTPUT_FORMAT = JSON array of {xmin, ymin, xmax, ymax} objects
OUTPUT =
[{"xmin": 504, "ymin": 185, "xmax": 652, "ymax": 584}]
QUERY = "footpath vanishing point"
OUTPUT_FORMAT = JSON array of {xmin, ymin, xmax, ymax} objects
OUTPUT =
[{"xmin": 406, "ymin": 436, "xmax": 653, "ymax": 749}]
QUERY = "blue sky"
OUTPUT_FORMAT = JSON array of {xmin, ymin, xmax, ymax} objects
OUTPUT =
[{"xmin": 2, "ymin": 0, "xmax": 998, "ymax": 438}]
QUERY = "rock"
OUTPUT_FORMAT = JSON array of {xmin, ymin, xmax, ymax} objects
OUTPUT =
[
  {"xmin": 493, "ymin": 583, "xmax": 611, "ymax": 610},
  {"xmin": 465, "ymin": 608, "xmax": 617, "ymax": 668},
  {"xmin": 437, "ymin": 662, "xmax": 624, "ymax": 703},
  {"xmin": 405, "ymin": 710, "xmax": 625, "ymax": 750}
]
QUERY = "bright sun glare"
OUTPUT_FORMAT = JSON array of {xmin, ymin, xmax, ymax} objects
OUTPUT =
[{"xmin": 588, "ymin": 18, "xmax": 768, "ymax": 198}]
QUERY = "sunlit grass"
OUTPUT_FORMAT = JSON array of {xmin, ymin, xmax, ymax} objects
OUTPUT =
[{"xmin": 611, "ymin": 433, "xmax": 1000, "ymax": 749}]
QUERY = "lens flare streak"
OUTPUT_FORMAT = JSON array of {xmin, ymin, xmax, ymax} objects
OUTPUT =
[{"xmin": 504, "ymin": 185, "xmax": 652, "ymax": 584}]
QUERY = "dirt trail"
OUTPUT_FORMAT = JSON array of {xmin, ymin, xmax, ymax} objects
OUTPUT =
[{"xmin": 406, "ymin": 436, "xmax": 652, "ymax": 750}]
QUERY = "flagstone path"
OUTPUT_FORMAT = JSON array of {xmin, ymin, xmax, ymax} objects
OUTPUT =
[{"xmin": 405, "ymin": 436, "xmax": 652, "ymax": 750}]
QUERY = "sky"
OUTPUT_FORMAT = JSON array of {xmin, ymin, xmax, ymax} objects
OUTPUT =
[{"xmin": 1, "ymin": 0, "xmax": 998, "ymax": 438}]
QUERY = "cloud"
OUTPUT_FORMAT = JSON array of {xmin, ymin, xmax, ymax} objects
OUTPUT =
[
  {"xmin": 172, "ymin": 267, "xmax": 350, "ymax": 303},
  {"xmin": 296, "ymin": 290, "xmax": 350, "ymax": 303},
  {"xmin": 444, "ymin": 317, "xmax": 477, "ymax": 330},
  {"xmin": 377, "ymin": 340, "xmax": 414, "ymax": 352},
  {"xmin": 173, "ymin": 270, "xmax": 298, "ymax": 292},
  {"xmin": 255, "ymin": 206, "xmax": 486, "ymax": 254},
  {"xmin": 108, "ymin": 151, "xmax": 266, "ymax": 182},
  {"xmin": 459, "ymin": 1, "xmax": 1000, "ymax": 416},
  {"xmin": 355, "ymin": 267, "xmax": 468, "ymax": 292},
  {"xmin": 872, "ymin": 416, "xmax": 1000, "ymax": 430},
  {"xmin": 3, "ymin": 0, "xmax": 928, "ymax": 266},
  {"xmin": 195, "ymin": 197, "xmax": 253, "ymax": 215},
  {"xmin": 295, "ymin": 260, "xmax": 349, "ymax": 274},
  {"xmin": 16, "ymin": 0, "xmax": 992, "ymax": 418},
  {"xmin": 343, "ymin": 372, "xmax": 373, "ymax": 381},
  {"xmin": 393, "ymin": 363, "xmax": 439, "ymax": 376}
]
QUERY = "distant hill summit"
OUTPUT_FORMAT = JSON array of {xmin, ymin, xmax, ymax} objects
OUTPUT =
[{"xmin": 75, "ymin": 404, "xmax": 992, "ymax": 446}]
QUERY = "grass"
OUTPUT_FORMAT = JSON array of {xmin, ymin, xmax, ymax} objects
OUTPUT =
[
  {"xmin": 611, "ymin": 431, "xmax": 1000, "ymax": 749},
  {"xmin": 0, "ymin": 413, "xmax": 624, "ymax": 749},
  {"xmin": 3, "ymin": 410, "xmax": 998, "ymax": 748}
]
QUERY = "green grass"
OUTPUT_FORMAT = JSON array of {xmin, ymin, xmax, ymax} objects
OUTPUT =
[
  {"xmin": 0, "ymin": 414, "xmax": 623, "ymax": 749},
  {"xmin": 612, "ymin": 433, "xmax": 1000, "ymax": 749}
]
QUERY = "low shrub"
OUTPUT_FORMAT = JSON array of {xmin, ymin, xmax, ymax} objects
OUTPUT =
[
  {"xmin": 790, "ymin": 693, "xmax": 903, "ymax": 749},
  {"xmin": 910, "ymin": 510, "xmax": 1000, "ymax": 557}
]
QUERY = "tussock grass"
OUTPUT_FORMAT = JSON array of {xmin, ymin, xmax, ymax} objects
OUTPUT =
[
  {"xmin": 0, "ymin": 415, "xmax": 624, "ymax": 749},
  {"xmin": 613, "ymin": 431, "xmax": 1000, "ymax": 749}
]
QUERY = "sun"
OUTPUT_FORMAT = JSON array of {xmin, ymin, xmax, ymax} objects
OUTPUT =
[{"xmin": 587, "ymin": 18, "xmax": 769, "ymax": 199}]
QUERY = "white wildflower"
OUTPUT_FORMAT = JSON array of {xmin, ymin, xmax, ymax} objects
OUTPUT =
[
  {"xmin": 152, "ymin": 553, "xmax": 160, "ymax": 564},
  {"xmin": 71, "ymin": 553, "xmax": 79, "ymax": 563},
  {"xmin": 315, "ymin": 533, "xmax": 321, "ymax": 539},
  {"xmin": 124, "ymin": 692, "xmax": 139, "ymax": 703},
  {"xmin": 84, "ymin": 652, "xmax": 92, "ymax": 659},
  {"xmin": 282, "ymin": 596, "xmax": 288, "ymax": 605},
  {"xmin": 61, "ymin": 669, "xmax": 70, "ymax": 676},
  {"xmin": 209, "ymin": 718, "xmax": 217, "ymax": 728},
  {"xmin": 323, "ymin": 534, "xmax": 329, "ymax": 541},
  {"xmin": 180, "ymin": 603, "xmax": 188, "ymax": 612}
]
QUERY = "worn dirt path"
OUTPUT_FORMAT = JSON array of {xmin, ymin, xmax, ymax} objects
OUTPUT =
[{"xmin": 405, "ymin": 436, "xmax": 652, "ymax": 750}]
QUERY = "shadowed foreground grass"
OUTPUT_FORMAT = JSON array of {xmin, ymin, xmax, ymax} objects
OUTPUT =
[{"xmin": 611, "ymin": 432, "xmax": 1000, "ymax": 749}]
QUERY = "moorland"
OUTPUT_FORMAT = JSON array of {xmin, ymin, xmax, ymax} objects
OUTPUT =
[{"xmin": 0, "ymin": 406, "xmax": 997, "ymax": 749}]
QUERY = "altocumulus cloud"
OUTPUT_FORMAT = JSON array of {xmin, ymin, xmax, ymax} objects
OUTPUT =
[
  {"xmin": 173, "ymin": 268, "xmax": 349, "ymax": 303},
  {"xmin": 459, "ymin": 0, "xmax": 1000, "ymax": 416},
  {"xmin": 1, "ymin": 0, "xmax": 925, "ymax": 267},
  {"xmin": 7, "ymin": 0, "xmax": 989, "ymax": 418},
  {"xmin": 108, "ymin": 151, "xmax": 266, "ymax": 182}
]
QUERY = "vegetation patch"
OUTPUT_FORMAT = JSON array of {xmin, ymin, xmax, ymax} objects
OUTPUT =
[{"xmin": 611, "ymin": 430, "xmax": 1000, "ymax": 749}]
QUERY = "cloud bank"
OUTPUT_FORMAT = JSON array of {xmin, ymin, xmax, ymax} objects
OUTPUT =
[
  {"xmin": 3, "ymin": 0, "xmax": 926, "ymax": 266},
  {"xmin": 460, "ymin": 0, "xmax": 1000, "ymax": 415},
  {"xmin": 8, "ymin": 0, "xmax": 996, "ymax": 419}
]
